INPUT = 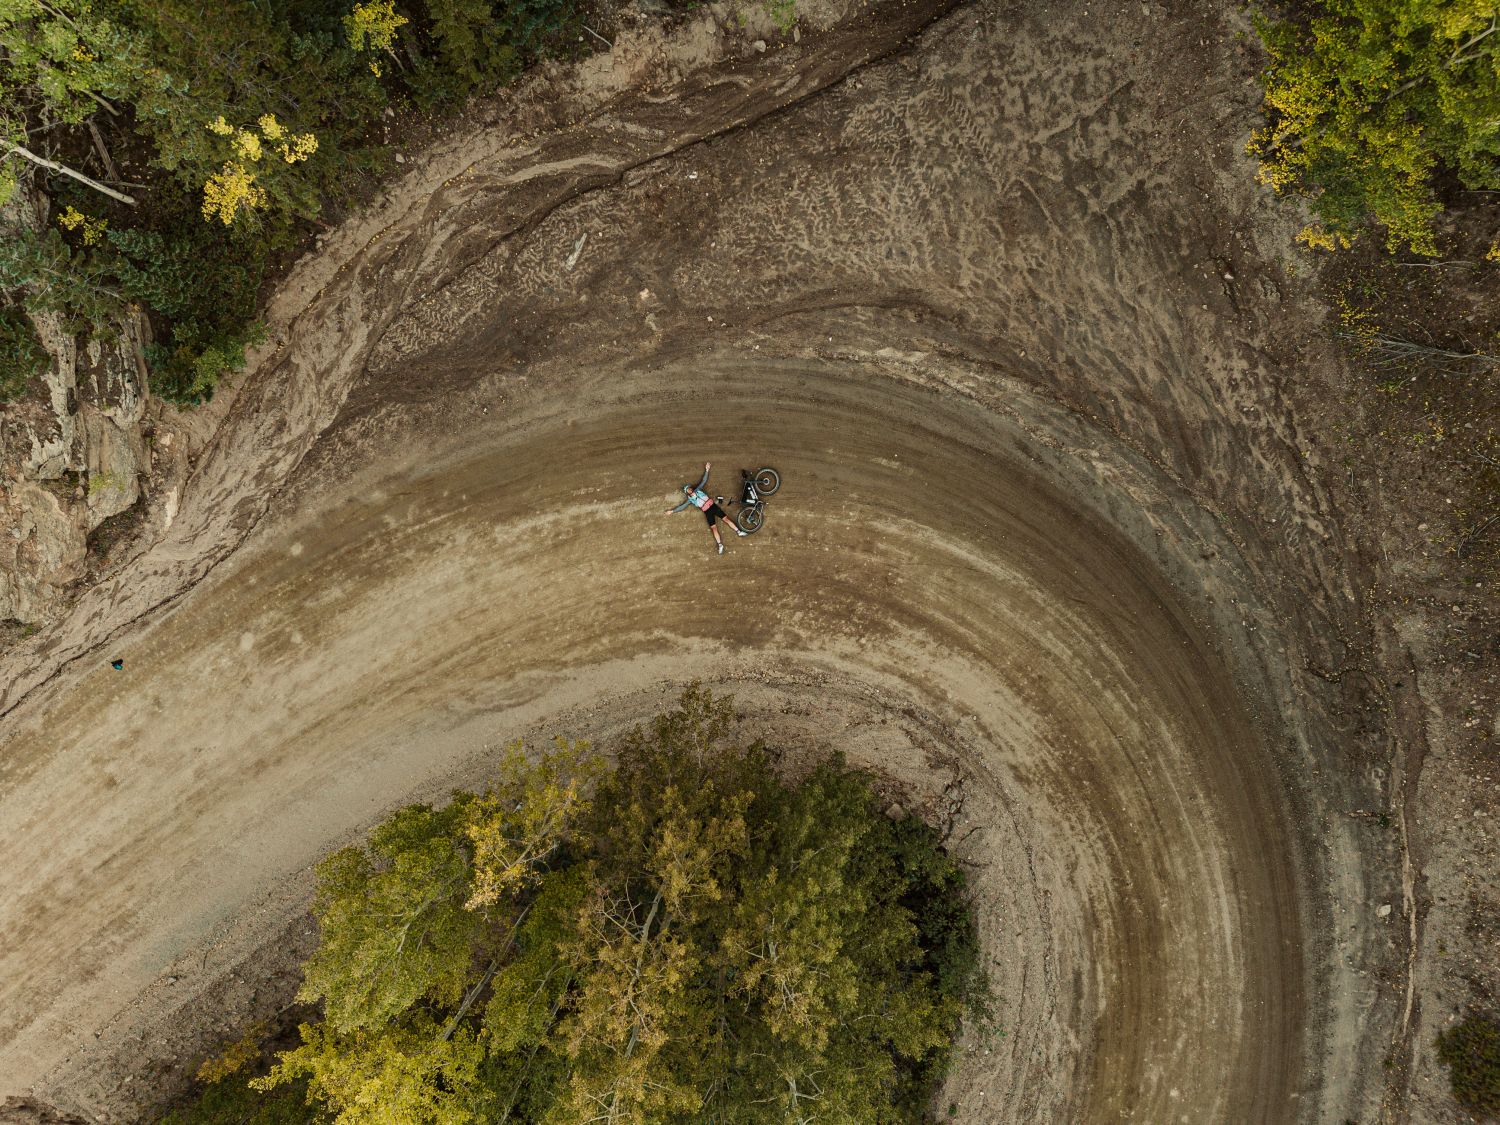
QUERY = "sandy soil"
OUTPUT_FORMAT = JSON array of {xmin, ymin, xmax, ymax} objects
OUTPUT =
[{"xmin": 0, "ymin": 0, "xmax": 1433, "ymax": 1120}]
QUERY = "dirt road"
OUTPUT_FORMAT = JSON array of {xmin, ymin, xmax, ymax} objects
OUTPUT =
[
  {"xmin": 3, "ymin": 364, "xmax": 1300, "ymax": 1121},
  {"xmin": 0, "ymin": 0, "xmax": 1403, "ymax": 1120}
]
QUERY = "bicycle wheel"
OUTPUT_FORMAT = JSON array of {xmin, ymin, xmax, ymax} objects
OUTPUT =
[
  {"xmin": 738, "ymin": 506, "xmax": 764, "ymax": 533},
  {"xmin": 753, "ymin": 468, "xmax": 781, "ymax": 496}
]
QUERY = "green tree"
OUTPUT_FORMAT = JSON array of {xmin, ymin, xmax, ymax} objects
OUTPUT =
[
  {"xmin": 0, "ymin": 302, "xmax": 48, "ymax": 398},
  {"xmin": 550, "ymin": 785, "xmax": 751, "ymax": 1122},
  {"xmin": 0, "ymin": 0, "xmax": 146, "ymax": 206},
  {"xmin": 0, "ymin": 217, "xmax": 125, "ymax": 327},
  {"xmin": 266, "ymin": 741, "xmax": 600, "ymax": 1121},
  {"xmin": 158, "ymin": 1072, "xmax": 322, "ymax": 1125},
  {"xmin": 710, "ymin": 761, "xmax": 963, "ymax": 1123},
  {"xmin": 425, "ymin": 0, "xmax": 510, "ymax": 87},
  {"xmin": 123, "ymin": 0, "xmax": 385, "ymax": 235},
  {"xmin": 102, "ymin": 221, "xmax": 269, "ymax": 403},
  {"xmin": 298, "ymin": 800, "xmax": 486, "ymax": 1033},
  {"xmin": 464, "ymin": 738, "xmax": 599, "ymax": 910},
  {"xmin": 400, "ymin": 0, "xmax": 578, "ymax": 105},
  {"xmin": 255, "ymin": 1015, "xmax": 490, "ymax": 1124},
  {"xmin": 1252, "ymin": 1, "xmax": 1500, "ymax": 255},
  {"xmin": 258, "ymin": 689, "xmax": 987, "ymax": 1124},
  {"xmin": 4, "ymin": 0, "xmax": 592, "ymax": 413}
]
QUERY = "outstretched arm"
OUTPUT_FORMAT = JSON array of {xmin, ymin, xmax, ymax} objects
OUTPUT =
[
  {"xmin": 666, "ymin": 498, "xmax": 691, "ymax": 514},
  {"xmin": 697, "ymin": 462, "xmax": 711, "ymax": 491}
]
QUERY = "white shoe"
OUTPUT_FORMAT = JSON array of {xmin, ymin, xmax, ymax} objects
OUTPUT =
[
  {"xmin": 717, "ymin": 542, "xmax": 725, "ymax": 555},
  {"xmin": 736, "ymin": 528, "xmax": 748, "ymax": 537}
]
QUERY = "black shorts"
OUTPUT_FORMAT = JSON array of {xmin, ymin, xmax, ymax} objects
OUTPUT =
[{"xmin": 704, "ymin": 503, "xmax": 728, "ymax": 525}]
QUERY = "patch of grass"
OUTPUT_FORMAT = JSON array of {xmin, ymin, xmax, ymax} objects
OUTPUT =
[
  {"xmin": 1436, "ymin": 1011, "xmax": 1500, "ymax": 1118},
  {"xmin": 765, "ymin": 0, "xmax": 796, "ymax": 33},
  {"xmin": 155, "ymin": 1073, "xmax": 322, "ymax": 1125}
]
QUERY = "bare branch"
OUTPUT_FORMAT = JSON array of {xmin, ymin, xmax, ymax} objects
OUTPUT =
[
  {"xmin": 1339, "ymin": 331, "xmax": 1500, "ymax": 376},
  {"xmin": 87, "ymin": 120, "xmax": 119, "ymax": 182},
  {"xmin": 1457, "ymin": 514, "xmax": 1499, "ymax": 559},
  {"xmin": 1, "ymin": 140, "xmax": 135, "ymax": 204}
]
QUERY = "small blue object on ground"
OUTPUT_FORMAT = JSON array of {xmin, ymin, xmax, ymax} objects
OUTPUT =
[{"xmin": 110, "ymin": 659, "xmax": 123, "ymax": 670}]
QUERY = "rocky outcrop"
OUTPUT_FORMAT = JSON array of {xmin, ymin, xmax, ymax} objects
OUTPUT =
[
  {"xmin": 0, "ymin": 478, "xmax": 89, "ymax": 624},
  {"xmin": 1, "ymin": 181, "xmax": 152, "ymax": 626}
]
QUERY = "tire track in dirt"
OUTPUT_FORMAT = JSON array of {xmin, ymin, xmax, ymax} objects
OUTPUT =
[
  {"xmin": 0, "ymin": 0, "xmax": 1402, "ymax": 1120},
  {"xmin": 5, "ymin": 366, "xmax": 1299, "ymax": 1121},
  {"xmin": 0, "ymin": 0, "xmax": 959, "ymax": 726}
]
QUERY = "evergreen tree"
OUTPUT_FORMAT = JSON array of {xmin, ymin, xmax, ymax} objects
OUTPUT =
[{"xmin": 0, "ymin": 0, "xmax": 146, "ymax": 206}]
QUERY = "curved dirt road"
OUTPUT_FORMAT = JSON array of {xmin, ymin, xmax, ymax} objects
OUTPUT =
[
  {"xmin": 0, "ymin": 0, "xmax": 1400, "ymax": 1120},
  {"xmin": 6, "ymin": 364, "xmax": 1301, "ymax": 1121}
]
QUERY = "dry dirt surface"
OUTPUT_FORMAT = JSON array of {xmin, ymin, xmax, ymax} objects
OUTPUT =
[{"xmin": 0, "ymin": 0, "xmax": 1437, "ymax": 1121}]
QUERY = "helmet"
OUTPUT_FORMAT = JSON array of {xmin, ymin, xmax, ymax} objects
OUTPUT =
[{"xmin": 682, "ymin": 484, "xmax": 693, "ymax": 493}]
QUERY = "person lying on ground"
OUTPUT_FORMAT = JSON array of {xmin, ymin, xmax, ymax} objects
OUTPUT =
[{"xmin": 666, "ymin": 461, "xmax": 747, "ymax": 555}]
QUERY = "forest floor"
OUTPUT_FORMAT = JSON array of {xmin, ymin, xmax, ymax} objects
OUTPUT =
[{"xmin": 0, "ymin": 0, "xmax": 1495, "ymax": 1122}]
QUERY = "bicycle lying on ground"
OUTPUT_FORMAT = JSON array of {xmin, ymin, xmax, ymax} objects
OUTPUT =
[{"xmin": 718, "ymin": 467, "xmax": 780, "ymax": 533}]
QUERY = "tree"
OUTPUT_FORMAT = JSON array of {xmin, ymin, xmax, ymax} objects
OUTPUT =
[
  {"xmin": 0, "ymin": 0, "xmax": 146, "ymax": 206},
  {"xmin": 708, "ymin": 760, "xmax": 961, "ymax": 1123},
  {"xmin": 423, "ymin": 0, "xmax": 519, "ymax": 88},
  {"xmin": 0, "ymin": 302, "xmax": 49, "ymax": 398},
  {"xmin": 256, "ymin": 688, "xmax": 988, "ymax": 1124},
  {"xmin": 1252, "ymin": 1, "xmax": 1500, "ymax": 255},
  {"xmin": 550, "ymin": 780, "xmax": 751, "ymax": 1123},
  {"xmin": 4, "ymin": 0, "xmax": 593, "ymax": 413},
  {"xmin": 0, "ymin": 217, "xmax": 124, "ymax": 326},
  {"xmin": 199, "ymin": 113, "xmax": 319, "ymax": 226},
  {"xmin": 254, "ymin": 1015, "xmax": 490, "ymax": 1124},
  {"xmin": 464, "ymin": 738, "xmax": 599, "ymax": 910},
  {"xmin": 0, "ymin": 0, "xmax": 383, "ymax": 407},
  {"xmin": 100, "ymin": 222, "xmax": 268, "ymax": 402},
  {"xmin": 124, "ymin": 0, "xmax": 384, "ymax": 235},
  {"xmin": 298, "ymin": 800, "xmax": 486, "ymax": 1033},
  {"xmin": 345, "ymin": 0, "xmax": 407, "ymax": 76}
]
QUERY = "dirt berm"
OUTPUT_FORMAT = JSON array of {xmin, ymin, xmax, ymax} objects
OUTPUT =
[{"xmin": 0, "ymin": 0, "xmax": 1422, "ymax": 1120}]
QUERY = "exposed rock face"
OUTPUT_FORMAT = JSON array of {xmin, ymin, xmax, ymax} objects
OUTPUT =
[
  {"xmin": 0, "ymin": 182, "xmax": 151, "ymax": 626},
  {"xmin": 77, "ymin": 323, "xmax": 150, "ymax": 530},
  {"xmin": 0, "ymin": 478, "xmax": 89, "ymax": 624}
]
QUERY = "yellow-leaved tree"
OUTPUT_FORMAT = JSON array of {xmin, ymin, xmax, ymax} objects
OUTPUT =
[
  {"xmin": 1252, "ymin": 1, "xmax": 1500, "ymax": 256},
  {"xmin": 464, "ymin": 737, "xmax": 600, "ymax": 909},
  {"xmin": 345, "ymin": 0, "xmax": 409, "ymax": 77},
  {"xmin": 253, "ymin": 689, "xmax": 990, "ymax": 1123},
  {"xmin": 200, "ymin": 114, "xmax": 318, "ymax": 225}
]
